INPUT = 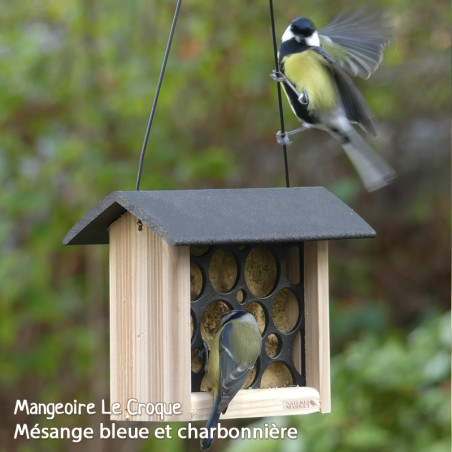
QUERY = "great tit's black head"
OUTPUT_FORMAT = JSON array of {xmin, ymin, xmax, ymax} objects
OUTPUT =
[
  {"xmin": 282, "ymin": 17, "xmax": 320, "ymax": 47},
  {"xmin": 291, "ymin": 17, "xmax": 316, "ymax": 37}
]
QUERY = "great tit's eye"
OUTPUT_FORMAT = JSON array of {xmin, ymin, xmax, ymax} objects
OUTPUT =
[
  {"xmin": 295, "ymin": 27, "xmax": 314, "ymax": 37},
  {"xmin": 290, "ymin": 27, "xmax": 304, "ymax": 43}
]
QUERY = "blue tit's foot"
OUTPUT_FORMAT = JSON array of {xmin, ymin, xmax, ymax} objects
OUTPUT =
[
  {"xmin": 192, "ymin": 340, "xmax": 210, "ymax": 372},
  {"xmin": 276, "ymin": 131, "xmax": 292, "ymax": 146},
  {"xmin": 270, "ymin": 70, "xmax": 286, "ymax": 83}
]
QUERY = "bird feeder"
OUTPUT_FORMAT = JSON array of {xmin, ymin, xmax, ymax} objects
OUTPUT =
[{"xmin": 63, "ymin": 186, "xmax": 375, "ymax": 422}]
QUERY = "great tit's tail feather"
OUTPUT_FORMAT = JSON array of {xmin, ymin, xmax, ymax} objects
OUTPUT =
[
  {"xmin": 200, "ymin": 393, "xmax": 221, "ymax": 451},
  {"xmin": 342, "ymin": 129, "xmax": 395, "ymax": 191}
]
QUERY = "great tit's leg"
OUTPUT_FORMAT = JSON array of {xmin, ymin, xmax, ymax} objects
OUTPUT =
[
  {"xmin": 271, "ymin": 71, "xmax": 309, "ymax": 108},
  {"xmin": 276, "ymin": 125, "xmax": 311, "ymax": 145},
  {"xmin": 270, "ymin": 70, "xmax": 301, "ymax": 98}
]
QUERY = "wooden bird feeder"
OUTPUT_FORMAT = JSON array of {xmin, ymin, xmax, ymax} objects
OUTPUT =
[{"xmin": 63, "ymin": 187, "xmax": 375, "ymax": 422}]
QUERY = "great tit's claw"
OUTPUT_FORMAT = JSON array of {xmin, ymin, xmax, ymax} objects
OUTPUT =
[
  {"xmin": 270, "ymin": 70, "xmax": 286, "ymax": 83},
  {"xmin": 276, "ymin": 131, "xmax": 292, "ymax": 146}
]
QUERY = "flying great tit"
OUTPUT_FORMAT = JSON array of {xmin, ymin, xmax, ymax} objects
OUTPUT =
[
  {"xmin": 272, "ymin": 9, "xmax": 395, "ymax": 191},
  {"xmin": 200, "ymin": 310, "xmax": 262, "ymax": 451}
]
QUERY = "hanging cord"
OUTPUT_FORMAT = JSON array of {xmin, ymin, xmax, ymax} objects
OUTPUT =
[
  {"xmin": 268, "ymin": 0, "xmax": 290, "ymax": 188},
  {"xmin": 135, "ymin": 0, "xmax": 183, "ymax": 191}
]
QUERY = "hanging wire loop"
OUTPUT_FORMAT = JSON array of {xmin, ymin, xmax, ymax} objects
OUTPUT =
[
  {"xmin": 268, "ymin": 0, "xmax": 290, "ymax": 188},
  {"xmin": 136, "ymin": 0, "xmax": 289, "ymax": 189},
  {"xmin": 135, "ymin": 0, "xmax": 183, "ymax": 191}
]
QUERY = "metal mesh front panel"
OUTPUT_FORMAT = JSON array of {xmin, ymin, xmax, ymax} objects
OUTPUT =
[{"xmin": 190, "ymin": 243, "xmax": 306, "ymax": 392}]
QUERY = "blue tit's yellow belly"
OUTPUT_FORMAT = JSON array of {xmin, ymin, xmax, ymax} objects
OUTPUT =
[{"xmin": 282, "ymin": 49, "xmax": 338, "ymax": 112}]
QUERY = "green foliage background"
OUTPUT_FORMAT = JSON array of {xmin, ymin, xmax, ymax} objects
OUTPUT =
[{"xmin": 0, "ymin": 0, "xmax": 450, "ymax": 451}]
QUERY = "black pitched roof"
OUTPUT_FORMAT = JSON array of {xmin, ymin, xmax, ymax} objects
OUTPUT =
[{"xmin": 63, "ymin": 187, "xmax": 375, "ymax": 246}]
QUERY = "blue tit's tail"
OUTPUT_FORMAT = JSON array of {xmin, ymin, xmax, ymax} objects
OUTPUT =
[{"xmin": 200, "ymin": 393, "xmax": 221, "ymax": 451}]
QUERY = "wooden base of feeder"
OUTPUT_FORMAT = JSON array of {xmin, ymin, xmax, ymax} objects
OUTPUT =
[{"xmin": 190, "ymin": 386, "xmax": 322, "ymax": 420}]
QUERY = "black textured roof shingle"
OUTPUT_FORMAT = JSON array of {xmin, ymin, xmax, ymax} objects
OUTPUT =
[{"xmin": 63, "ymin": 187, "xmax": 375, "ymax": 246}]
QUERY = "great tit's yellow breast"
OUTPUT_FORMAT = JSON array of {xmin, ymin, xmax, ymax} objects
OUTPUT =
[{"xmin": 282, "ymin": 49, "xmax": 338, "ymax": 111}]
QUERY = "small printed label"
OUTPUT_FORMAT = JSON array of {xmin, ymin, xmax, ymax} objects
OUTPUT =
[{"xmin": 283, "ymin": 399, "xmax": 319, "ymax": 411}]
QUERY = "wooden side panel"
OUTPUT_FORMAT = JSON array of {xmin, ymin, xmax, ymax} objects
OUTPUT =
[
  {"xmin": 161, "ymin": 230, "xmax": 192, "ymax": 419},
  {"xmin": 109, "ymin": 212, "xmax": 191, "ymax": 421},
  {"xmin": 304, "ymin": 241, "xmax": 331, "ymax": 413}
]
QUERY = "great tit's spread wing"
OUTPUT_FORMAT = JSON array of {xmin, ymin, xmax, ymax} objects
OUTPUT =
[
  {"xmin": 319, "ymin": 9, "xmax": 391, "ymax": 79},
  {"xmin": 314, "ymin": 47, "xmax": 377, "ymax": 136}
]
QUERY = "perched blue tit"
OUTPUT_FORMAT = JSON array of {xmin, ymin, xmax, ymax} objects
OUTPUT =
[
  {"xmin": 273, "ymin": 9, "xmax": 395, "ymax": 191},
  {"xmin": 200, "ymin": 310, "xmax": 262, "ymax": 451}
]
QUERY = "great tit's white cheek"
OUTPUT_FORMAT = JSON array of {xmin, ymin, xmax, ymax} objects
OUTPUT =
[
  {"xmin": 306, "ymin": 31, "xmax": 320, "ymax": 47},
  {"xmin": 282, "ymin": 26, "xmax": 296, "ymax": 43}
]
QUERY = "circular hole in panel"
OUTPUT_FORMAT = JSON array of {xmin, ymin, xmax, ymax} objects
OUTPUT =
[
  {"xmin": 292, "ymin": 331, "xmax": 302, "ymax": 374},
  {"xmin": 285, "ymin": 246, "xmax": 301, "ymax": 285},
  {"xmin": 191, "ymin": 348, "xmax": 204, "ymax": 373},
  {"xmin": 244, "ymin": 247, "xmax": 277, "ymax": 297},
  {"xmin": 190, "ymin": 262, "xmax": 203, "ymax": 300},
  {"xmin": 190, "ymin": 312, "xmax": 194, "ymax": 340},
  {"xmin": 236, "ymin": 289, "xmax": 246, "ymax": 304},
  {"xmin": 265, "ymin": 333, "xmax": 281, "ymax": 358},
  {"xmin": 245, "ymin": 302, "xmax": 266, "ymax": 336},
  {"xmin": 190, "ymin": 245, "xmax": 211, "ymax": 257},
  {"xmin": 260, "ymin": 362, "xmax": 293, "ymax": 388},
  {"xmin": 243, "ymin": 362, "xmax": 258, "ymax": 389},
  {"xmin": 208, "ymin": 249, "xmax": 238, "ymax": 293},
  {"xmin": 200, "ymin": 301, "xmax": 230, "ymax": 349},
  {"xmin": 272, "ymin": 288, "xmax": 299, "ymax": 333}
]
